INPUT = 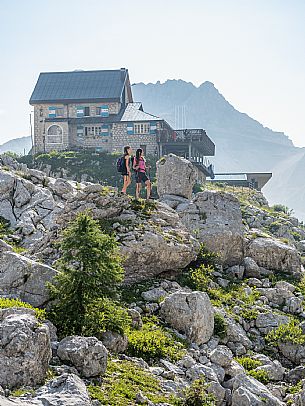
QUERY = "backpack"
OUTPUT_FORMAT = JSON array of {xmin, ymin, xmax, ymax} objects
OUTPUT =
[{"xmin": 116, "ymin": 156, "xmax": 125, "ymax": 173}]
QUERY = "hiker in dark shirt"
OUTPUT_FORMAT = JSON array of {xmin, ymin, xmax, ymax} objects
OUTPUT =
[
  {"xmin": 121, "ymin": 145, "xmax": 132, "ymax": 194},
  {"xmin": 133, "ymin": 148, "xmax": 151, "ymax": 200}
]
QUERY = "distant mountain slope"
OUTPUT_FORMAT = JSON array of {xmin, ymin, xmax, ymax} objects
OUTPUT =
[
  {"xmin": 132, "ymin": 80, "xmax": 305, "ymax": 220},
  {"xmin": 0, "ymin": 136, "xmax": 31, "ymax": 155}
]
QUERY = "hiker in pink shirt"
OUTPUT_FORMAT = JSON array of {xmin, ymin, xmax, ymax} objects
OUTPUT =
[{"xmin": 133, "ymin": 148, "xmax": 151, "ymax": 200}]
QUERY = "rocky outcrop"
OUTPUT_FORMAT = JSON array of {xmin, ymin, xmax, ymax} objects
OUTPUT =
[
  {"xmin": 0, "ymin": 308, "xmax": 51, "ymax": 389},
  {"xmin": 232, "ymin": 373, "xmax": 284, "ymax": 405},
  {"xmin": 246, "ymin": 237, "xmax": 302, "ymax": 275},
  {"xmin": 156, "ymin": 154, "xmax": 196, "ymax": 199},
  {"xmin": 178, "ymin": 190, "xmax": 244, "ymax": 266},
  {"xmin": 0, "ymin": 164, "xmax": 199, "ymax": 283},
  {"xmin": 57, "ymin": 336, "xmax": 108, "ymax": 378},
  {"xmin": 160, "ymin": 291, "xmax": 214, "ymax": 345},
  {"xmin": 0, "ymin": 374, "xmax": 92, "ymax": 405},
  {"xmin": 0, "ymin": 251, "xmax": 57, "ymax": 307}
]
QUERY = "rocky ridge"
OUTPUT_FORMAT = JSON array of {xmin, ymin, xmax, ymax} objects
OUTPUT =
[{"xmin": 1, "ymin": 153, "xmax": 305, "ymax": 405}]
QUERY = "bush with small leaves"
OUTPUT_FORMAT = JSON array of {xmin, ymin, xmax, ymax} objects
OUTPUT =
[
  {"xmin": 265, "ymin": 319, "xmax": 305, "ymax": 346},
  {"xmin": 214, "ymin": 313, "xmax": 227, "ymax": 339},
  {"xmin": 174, "ymin": 377, "xmax": 216, "ymax": 406},
  {"xmin": 127, "ymin": 318, "xmax": 185, "ymax": 362}
]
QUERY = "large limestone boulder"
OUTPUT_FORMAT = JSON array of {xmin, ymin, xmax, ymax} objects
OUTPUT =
[
  {"xmin": 156, "ymin": 154, "xmax": 196, "ymax": 199},
  {"xmin": 246, "ymin": 237, "xmax": 302, "ymax": 275},
  {"xmin": 179, "ymin": 190, "xmax": 244, "ymax": 266},
  {"xmin": 0, "ymin": 308, "xmax": 51, "ymax": 389},
  {"xmin": 160, "ymin": 291, "xmax": 214, "ymax": 345},
  {"xmin": 0, "ymin": 374, "xmax": 92, "ymax": 406},
  {"xmin": 232, "ymin": 373, "xmax": 284, "ymax": 405},
  {"xmin": 0, "ymin": 251, "xmax": 57, "ymax": 307},
  {"xmin": 57, "ymin": 336, "xmax": 108, "ymax": 378}
]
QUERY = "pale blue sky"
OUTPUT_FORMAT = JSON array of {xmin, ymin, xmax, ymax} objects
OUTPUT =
[{"xmin": 0, "ymin": 0, "xmax": 304, "ymax": 146}]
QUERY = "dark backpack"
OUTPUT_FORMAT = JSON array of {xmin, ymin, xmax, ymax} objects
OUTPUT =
[{"xmin": 116, "ymin": 156, "xmax": 124, "ymax": 173}]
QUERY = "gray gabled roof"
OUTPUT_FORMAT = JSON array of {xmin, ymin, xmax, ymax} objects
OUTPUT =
[
  {"xmin": 30, "ymin": 69, "xmax": 129, "ymax": 104},
  {"xmin": 120, "ymin": 103, "xmax": 160, "ymax": 122}
]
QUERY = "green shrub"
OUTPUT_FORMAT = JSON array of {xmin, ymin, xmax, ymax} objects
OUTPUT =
[
  {"xmin": 248, "ymin": 369, "xmax": 270, "ymax": 384},
  {"xmin": 214, "ymin": 313, "xmax": 227, "ymax": 339},
  {"xmin": 48, "ymin": 211, "xmax": 125, "ymax": 336},
  {"xmin": 88, "ymin": 359, "xmax": 176, "ymax": 405},
  {"xmin": 271, "ymin": 204, "xmax": 293, "ymax": 216},
  {"xmin": 174, "ymin": 377, "xmax": 216, "ymax": 406},
  {"xmin": 265, "ymin": 320, "xmax": 305, "ymax": 346},
  {"xmin": 0, "ymin": 297, "xmax": 45, "ymax": 320},
  {"xmin": 127, "ymin": 319, "xmax": 185, "ymax": 362},
  {"xmin": 0, "ymin": 216, "xmax": 11, "ymax": 238},
  {"xmin": 235, "ymin": 356, "xmax": 269, "ymax": 384},
  {"xmin": 286, "ymin": 380, "xmax": 303, "ymax": 394},
  {"xmin": 235, "ymin": 356, "xmax": 262, "ymax": 371},
  {"xmin": 189, "ymin": 264, "xmax": 215, "ymax": 291},
  {"xmin": 84, "ymin": 298, "xmax": 131, "ymax": 337},
  {"xmin": 240, "ymin": 308, "xmax": 259, "ymax": 321}
]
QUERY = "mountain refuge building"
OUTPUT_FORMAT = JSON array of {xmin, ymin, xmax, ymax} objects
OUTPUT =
[{"xmin": 29, "ymin": 68, "xmax": 215, "ymax": 178}]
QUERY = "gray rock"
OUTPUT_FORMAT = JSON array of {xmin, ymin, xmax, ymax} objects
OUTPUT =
[
  {"xmin": 100, "ymin": 331, "xmax": 128, "ymax": 353},
  {"xmin": 246, "ymin": 237, "xmax": 302, "ymax": 275},
  {"xmin": 179, "ymin": 190, "xmax": 244, "ymax": 266},
  {"xmin": 0, "ymin": 251, "xmax": 57, "ymax": 307},
  {"xmin": 160, "ymin": 291, "xmax": 214, "ymax": 345},
  {"xmin": 209, "ymin": 345, "xmax": 233, "ymax": 367},
  {"xmin": 141, "ymin": 287, "xmax": 167, "ymax": 302},
  {"xmin": 35, "ymin": 373, "xmax": 92, "ymax": 406},
  {"xmin": 255, "ymin": 312, "xmax": 289, "ymax": 334},
  {"xmin": 186, "ymin": 363, "xmax": 219, "ymax": 382},
  {"xmin": 156, "ymin": 154, "xmax": 196, "ymax": 199},
  {"xmin": 243, "ymin": 257, "xmax": 261, "ymax": 278},
  {"xmin": 207, "ymin": 381, "xmax": 227, "ymax": 405},
  {"xmin": 57, "ymin": 336, "xmax": 108, "ymax": 378},
  {"xmin": 128, "ymin": 308, "xmax": 143, "ymax": 329},
  {"xmin": 286, "ymin": 366, "xmax": 305, "ymax": 384},
  {"xmin": 0, "ymin": 308, "xmax": 51, "ymax": 389},
  {"xmin": 232, "ymin": 373, "xmax": 284, "ymax": 405}
]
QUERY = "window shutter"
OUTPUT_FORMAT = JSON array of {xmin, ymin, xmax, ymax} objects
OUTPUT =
[
  {"xmin": 127, "ymin": 123, "xmax": 134, "ymax": 135},
  {"xmin": 101, "ymin": 105, "xmax": 109, "ymax": 117},
  {"xmin": 101, "ymin": 124, "xmax": 109, "ymax": 136},
  {"xmin": 48, "ymin": 107, "xmax": 56, "ymax": 118},
  {"xmin": 150, "ymin": 122, "xmax": 157, "ymax": 134},
  {"xmin": 76, "ymin": 106, "xmax": 84, "ymax": 117}
]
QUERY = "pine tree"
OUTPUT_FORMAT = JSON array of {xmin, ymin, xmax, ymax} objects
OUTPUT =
[{"xmin": 48, "ymin": 211, "xmax": 125, "ymax": 336}]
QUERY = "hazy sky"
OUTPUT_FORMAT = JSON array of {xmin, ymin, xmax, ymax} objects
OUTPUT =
[{"xmin": 0, "ymin": 0, "xmax": 304, "ymax": 146}]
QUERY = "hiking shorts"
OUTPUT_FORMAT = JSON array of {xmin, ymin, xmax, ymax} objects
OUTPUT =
[{"xmin": 135, "ymin": 172, "xmax": 149, "ymax": 184}]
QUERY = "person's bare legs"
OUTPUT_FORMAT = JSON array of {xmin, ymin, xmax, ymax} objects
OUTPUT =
[
  {"xmin": 135, "ymin": 182, "xmax": 141, "ymax": 199},
  {"xmin": 122, "ymin": 175, "xmax": 131, "ymax": 194},
  {"xmin": 145, "ymin": 180, "xmax": 151, "ymax": 199}
]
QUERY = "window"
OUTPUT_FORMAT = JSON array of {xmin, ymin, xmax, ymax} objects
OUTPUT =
[
  {"xmin": 47, "ymin": 125, "xmax": 63, "ymax": 144},
  {"xmin": 39, "ymin": 108, "xmax": 43, "ymax": 117},
  {"xmin": 84, "ymin": 107, "xmax": 90, "ymax": 116},
  {"xmin": 48, "ymin": 106, "xmax": 64, "ymax": 118},
  {"xmin": 96, "ymin": 107, "xmax": 101, "ymax": 116},
  {"xmin": 101, "ymin": 105, "xmax": 109, "ymax": 117},
  {"xmin": 56, "ymin": 108, "xmax": 64, "ymax": 117},
  {"xmin": 84, "ymin": 126, "xmax": 102, "ymax": 137},
  {"xmin": 134, "ymin": 123, "xmax": 150, "ymax": 134}
]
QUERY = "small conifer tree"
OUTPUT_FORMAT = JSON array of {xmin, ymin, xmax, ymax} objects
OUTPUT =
[{"xmin": 48, "ymin": 211, "xmax": 125, "ymax": 336}]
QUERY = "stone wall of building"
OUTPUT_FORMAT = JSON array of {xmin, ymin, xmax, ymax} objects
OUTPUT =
[{"xmin": 111, "ymin": 123, "xmax": 160, "ymax": 156}]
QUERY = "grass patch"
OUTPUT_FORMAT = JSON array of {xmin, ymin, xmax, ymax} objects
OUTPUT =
[
  {"xmin": 265, "ymin": 319, "xmax": 305, "ymax": 346},
  {"xmin": 88, "ymin": 359, "xmax": 177, "ymax": 405},
  {"xmin": 0, "ymin": 298, "xmax": 45, "ymax": 320},
  {"xmin": 126, "ymin": 317, "xmax": 186, "ymax": 362}
]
